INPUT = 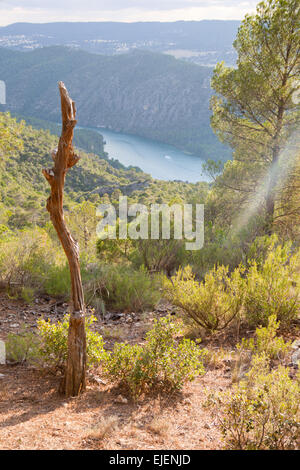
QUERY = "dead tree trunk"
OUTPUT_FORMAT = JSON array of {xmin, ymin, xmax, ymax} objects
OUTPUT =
[{"xmin": 43, "ymin": 82, "xmax": 86, "ymax": 397}]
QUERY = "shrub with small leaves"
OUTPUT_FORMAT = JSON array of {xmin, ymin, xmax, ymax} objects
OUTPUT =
[
  {"xmin": 104, "ymin": 342, "xmax": 145, "ymax": 397},
  {"xmin": 6, "ymin": 324, "xmax": 41, "ymax": 364},
  {"xmin": 84, "ymin": 264, "xmax": 161, "ymax": 314},
  {"xmin": 104, "ymin": 316, "xmax": 206, "ymax": 397},
  {"xmin": 206, "ymin": 354, "xmax": 300, "ymax": 450},
  {"xmin": 145, "ymin": 316, "xmax": 205, "ymax": 388},
  {"xmin": 237, "ymin": 315, "xmax": 292, "ymax": 360},
  {"xmin": 164, "ymin": 265, "xmax": 243, "ymax": 332},
  {"xmin": 242, "ymin": 238, "xmax": 300, "ymax": 327},
  {"xmin": 20, "ymin": 286, "xmax": 35, "ymax": 304},
  {"xmin": 37, "ymin": 314, "xmax": 106, "ymax": 368}
]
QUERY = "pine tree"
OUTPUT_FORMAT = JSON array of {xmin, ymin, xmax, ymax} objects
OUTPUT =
[{"xmin": 211, "ymin": 0, "xmax": 300, "ymax": 231}]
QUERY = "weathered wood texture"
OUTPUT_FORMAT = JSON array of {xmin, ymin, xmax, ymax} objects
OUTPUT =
[{"xmin": 43, "ymin": 82, "xmax": 86, "ymax": 397}]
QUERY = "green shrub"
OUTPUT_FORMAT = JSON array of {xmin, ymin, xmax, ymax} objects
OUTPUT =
[
  {"xmin": 237, "ymin": 315, "xmax": 292, "ymax": 360},
  {"xmin": 164, "ymin": 265, "xmax": 243, "ymax": 332},
  {"xmin": 97, "ymin": 216, "xmax": 188, "ymax": 276},
  {"xmin": 84, "ymin": 264, "xmax": 161, "ymax": 313},
  {"xmin": 37, "ymin": 314, "xmax": 106, "ymax": 368},
  {"xmin": 0, "ymin": 227, "xmax": 70, "ymax": 298},
  {"xmin": 165, "ymin": 236, "xmax": 300, "ymax": 333},
  {"xmin": 247, "ymin": 234, "xmax": 281, "ymax": 267},
  {"xmin": 104, "ymin": 316, "xmax": 206, "ymax": 398},
  {"xmin": 104, "ymin": 342, "xmax": 145, "ymax": 397},
  {"xmin": 242, "ymin": 239, "xmax": 300, "ymax": 327},
  {"xmin": 43, "ymin": 263, "xmax": 70, "ymax": 297},
  {"xmin": 6, "ymin": 324, "xmax": 41, "ymax": 364},
  {"xmin": 189, "ymin": 229, "xmax": 245, "ymax": 280},
  {"xmin": 130, "ymin": 238, "xmax": 187, "ymax": 276},
  {"xmin": 189, "ymin": 216, "xmax": 266, "ymax": 280},
  {"xmin": 206, "ymin": 354, "xmax": 300, "ymax": 450},
  {"xmin": 20, "ymin": 286, "xmax": 35, "ymax": 304}
]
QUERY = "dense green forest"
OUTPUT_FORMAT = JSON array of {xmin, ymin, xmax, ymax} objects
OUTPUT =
[
  {"xmin": 11, "ymin": 113, "xmax": 143, "ymax": 171},
  {"xmin": 0, "ymin": 47, "xmax": 230, "ymax": 160},
  {"xmin": 13, "ymin": 114, "xmax": 109, "ymax": 158},
  {"xmin": 0, "ymin": 112, "xmax": 209, "ymax": 229},
  {"xmin": 0, "ymin": 0, "xmax": 299, "ymax": 451}
]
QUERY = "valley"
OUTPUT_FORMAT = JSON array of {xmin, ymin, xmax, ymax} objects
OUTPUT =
[{"xmin": 0, "ymin": 46, "xmax": 231, "ymax": 161}]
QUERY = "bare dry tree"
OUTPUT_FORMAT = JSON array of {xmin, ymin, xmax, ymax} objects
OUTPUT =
[{"xmin": 43, "ymin": 82, "xmax": 86, "ymax": 397}]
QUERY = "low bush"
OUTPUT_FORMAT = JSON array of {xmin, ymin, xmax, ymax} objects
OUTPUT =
[
  {"xmin": 0, "ymin": 227, "xmax": 70, "ymax": 298},
  {"xmin": 8, "ymin": 316, "xmax": 206, "ymax": 399},
  {"xmin": 242, "ymin": 238, "xmax": 300, "ymax": 327},
  {"xmin": 206, "ymin": 354, "xmax": 300, "ymax": 450},
  {"xmin": 104, "ymin": 316, "xmax": 206, "ymax": 397},
  {"xmin": 164, "ymin": 265, "xmax": 243, "ymax": 332},
  {"xmin": 37, "ymin": 314, "xmax": 106, "ymax": 368},
  {"xmin": 6, "ymin": 315, "xmax": 106, "ymax": 368},
  {"xmin": 84, "ymin": 264, "xmax": 161, "ymax": 313},
  {"xmin": 165, "ymin": 236, "xmax": 300, "ymax": 332},
  {"xmin": 130, "ymin": 238, "xmax": 187, "ymax": 276},
  {"xmin": 42, "ymin": 263, "xmax": 70, "ymax": 297},
  {"xmin": 237, "ymin": 315, "xmax": 292, "ymax": 360},
  {"xmin": 6, "ymin": 324, "xmax": 41, "ymax": 364}
]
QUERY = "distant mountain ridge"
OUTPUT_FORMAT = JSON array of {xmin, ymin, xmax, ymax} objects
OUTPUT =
[
  {"xmin": 0, "ymin": 47, "xmax": 230, "ymax": 160},
  {"xmin": 0, "ymin": 20, "xmax": 239, "ymax": 66}
]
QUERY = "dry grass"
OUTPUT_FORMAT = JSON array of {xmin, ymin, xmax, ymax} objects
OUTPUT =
[
  {"xmin": 230, "ymin": 349, "xmax": 252, "ymax": 384},
  {"xmin": 101, "ymin": 326, "xmax": 124, "ymax": 341},
  {"xmin": 85, "ymin": 416, "xmax": 119, "ymax": 442},
  {"xmin": 204, "ymin": 347, "xmax": 230, "ymax": 369},
  {"xmin": 0, "ymin": 384, "xmax": 9, "ymax": 402},
  {"xmin": 147, "ymin": 416, "xmax": 170, "ymax": 437}
]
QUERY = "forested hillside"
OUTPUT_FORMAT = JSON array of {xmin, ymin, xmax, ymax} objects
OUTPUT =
[
  {"xmin": 0, "ymin": 47, "xmax": 230, "ymax": 160},
  {"xmin": 0, "ymin": 112, "xmax": 207, "ymax": 231},
  {"xmin": 0, "ymin": 113, "xmax": 145, "ymax": 228},
  {"xmin": 13, "ymin": 114, "xmax": 109, "ymax": 159}
]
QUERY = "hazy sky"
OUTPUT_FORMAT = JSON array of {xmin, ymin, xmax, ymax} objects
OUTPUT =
[{"xmin": 0, "ymin": 1, "xmax": 260, "ymax": 26}]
